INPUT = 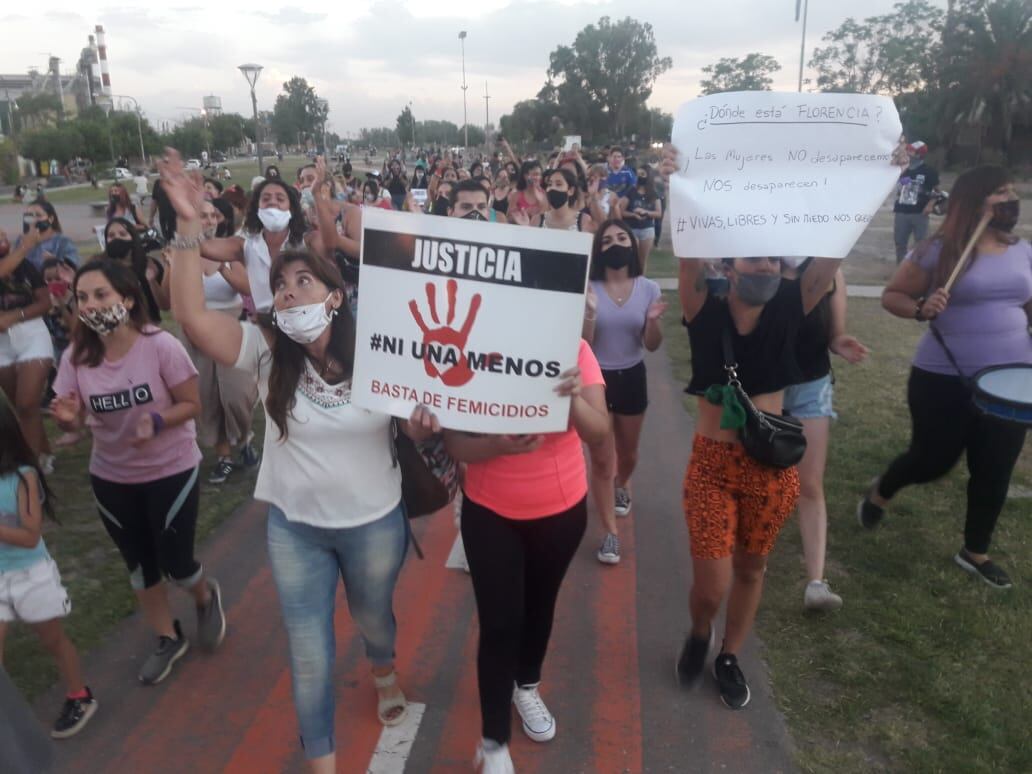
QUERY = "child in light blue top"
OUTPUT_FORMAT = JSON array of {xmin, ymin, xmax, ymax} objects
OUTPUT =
[{"xmin": 0, "ymin": 392, "xmax": 97, "ymax": 738}]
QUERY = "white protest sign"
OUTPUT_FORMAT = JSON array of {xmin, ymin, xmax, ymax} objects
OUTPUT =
[
  {"xmin": 352, "ymin": 208, "xmax": 592, "ymax": 433},
  {"xmin": 563, "ymin": 135, "xmax": 582, "ymax": 151},
  {"xmin": 669, "ymin": 91, "xmax": 902, "ymax": 258},
  {"xmin": 410, "ymin": 188, "xmax": 428, "ymax": 206}
]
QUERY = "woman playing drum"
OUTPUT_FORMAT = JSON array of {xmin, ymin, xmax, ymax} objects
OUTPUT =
[{"xmin": 859, "ymin": 165, "xmax": 1031, "ymax": 589}]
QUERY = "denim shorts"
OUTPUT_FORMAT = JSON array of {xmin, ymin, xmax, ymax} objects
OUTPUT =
[
  {"xmin": 783, "ymin": 373, "xmax": 837, "ymax": 419},
  {"xmin": 631, "ymin": 226, "xmax": 655, "ymax": 242}
]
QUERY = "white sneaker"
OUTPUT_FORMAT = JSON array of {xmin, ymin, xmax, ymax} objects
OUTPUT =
[
  {"xmin": 804, "ymin": 580, "xmax": 843, "ymax": 611},
  {"xmin": 474, "ymin": 740, "xmax": 515, "ymax": 773},
  {"xmin": 614, "ymin": 486, "xmax": 631, "ymax": 517},
  {"xmin": 512, "ymin": 683, "xmax": 556, "ymax": 742}
]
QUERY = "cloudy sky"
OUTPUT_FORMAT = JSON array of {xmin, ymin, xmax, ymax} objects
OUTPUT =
[{"xmin": 13, "ymin": 1, "xmax": 947, "ymax": 136}]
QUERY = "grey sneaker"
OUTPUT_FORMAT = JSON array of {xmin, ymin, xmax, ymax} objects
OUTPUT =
[
  {"xmin": 597, "ymin": 532, "xmax": 621, "ymax": 565},
  {"xmin": 614, "ymin": 487, "xmax": 631, "ymax": 517},
  {"xmin": 138, "ymin": 620, "xmax": 189, "ymax": 685},
  {"xmin": 804, "ymin": 580, "xmax": 843, "ymax": 611},
  {"xmin": 196, "ymin": 578, "xmax": 227, "ymax": 651}
]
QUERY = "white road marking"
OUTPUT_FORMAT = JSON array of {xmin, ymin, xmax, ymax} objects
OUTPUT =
[{"xmin": 367, "ymin": 701, "xmax": 426, "ymax": 773}]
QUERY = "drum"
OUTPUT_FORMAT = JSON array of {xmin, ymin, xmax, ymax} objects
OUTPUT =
[{"xmin": 972, "ymin": 365, "xmax": 1032, "ymax": 425}]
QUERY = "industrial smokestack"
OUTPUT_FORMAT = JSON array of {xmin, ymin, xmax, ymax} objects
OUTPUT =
[
  {"xmin": 95, "ymin": 24, "xmax": 111, "ymax": 98},
  {"xmin": 87, "ymin": 34, "xmax": 101, "ymax": 104}
]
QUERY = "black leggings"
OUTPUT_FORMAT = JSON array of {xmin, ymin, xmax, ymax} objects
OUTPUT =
[
  {"xmin": 461, "ymin": 493, "xmax": 587, "ymax": 745},
  {"xmin": 91, "ymin": 466, "xmax": 202, "ymax": 590},
  {"xmin": 878, "ymin": 367, "xmax": 1027, "ymax": 554}
]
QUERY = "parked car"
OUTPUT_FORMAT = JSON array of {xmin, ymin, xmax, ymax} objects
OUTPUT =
[
  {"xmin": 185, "ymin": 159, "xmax": 202, "ymax": 170},
  {"xmin": 212, "ymin": 151, "xmax": 227, "ymax": 163}
]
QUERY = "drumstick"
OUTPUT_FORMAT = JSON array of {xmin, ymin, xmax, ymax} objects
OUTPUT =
[{"xmin": 944, "ymin": 211, "xmax": 993, "ymax": 292}]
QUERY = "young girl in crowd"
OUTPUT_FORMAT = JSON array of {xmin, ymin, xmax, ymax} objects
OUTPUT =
[
  {"xmin": 583, "ymin": 221, "xmax": 665, "ymax": 564},
  {"xmin": 17, "ymin": 200, "xmax": 81, "ymax": 271},
  {"xmin": 102, "ymin": 218, "xmax": 167, "ymax": 320},
  {"xmin": 162, "ymin": 148, "xmax": 437, "ymax": 774},
  {"xmin": 0, "ymin": 392, "xmax": 96, "ymax": 738},
  {"xmin": 0, "ymin": 226, "xmax": 56, "ymax": 470},
  {"xmin": 515, "ymin": 168, "xmax": 595, "ymax": 234},
  {"xmin": 51, "ymin": 260, "xmax": 225, "ymax": 686},
  {"xmin": 106, "ymin": 184, "xmax": 147, "ymax": 230},
  {"xmin": 780, "ymin": 258, "xmax": 868, "ymax": 610},
  {"xmin": 41, "ymin": 257, "xmax": 81, "ymax": 446},
  {"xmin": 507, "ymin": 160, "xmax": 546, "ymax": 224},
  {"xmin": 446, "ymin": 339, "xmax": 609, "ymax": 772},
  {"xmin": 619, "ymin": 166, "xmax": 662, "ymax": 275},
  {"xmin": 860, "ymin": 165, "xmax": 1031, "ymax": 589}
]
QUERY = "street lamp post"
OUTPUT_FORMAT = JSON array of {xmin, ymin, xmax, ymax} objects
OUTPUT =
[
  {"xmin": 238, "ymin": 63, "xmax": 264, "ymax": 175},
  {"xmin": 316, "ymin": 98, "xmax": 328, "ymax": 154},
  {"xmin": 409, "ymin": 101, "xmax": 417, "ymax": 148},
  {"xmin": 795, "ymin": 0, "xmax": 810, "ymax": 92},
  {"xmin": 110, "ymin": 94, "xmax": 147, "ymax": 166},
  {"xmin": 458, "ymin": 31, "xmax": 469, "ymax": 151}
]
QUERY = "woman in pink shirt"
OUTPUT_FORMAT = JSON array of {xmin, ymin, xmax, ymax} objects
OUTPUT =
[
  {"xmin": 446, "ymin": 341, "xmax": 610, "ymax": 773},
  {"xmin": 51, "ymin": 260, "xmax": 225, "ymax": 686}
]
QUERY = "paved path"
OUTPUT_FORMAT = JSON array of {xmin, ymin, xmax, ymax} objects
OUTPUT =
[
  {"xmin": 655, "ymin": 276, "xmax": 884, "ymax": 299},
  {"xmin": 36, "ymin": 345, "xmax": 795, "ymax": 774}
]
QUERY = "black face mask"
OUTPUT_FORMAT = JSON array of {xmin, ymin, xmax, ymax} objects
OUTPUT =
[
  {"xmin": 110, "ymin": 195, "xmax": 121, "ymax": 207},
  {"xmin": 462, "ymin": 209, "xmax": 487, "ymax": 221},
  {"xmin": 106, "ymin": 238, "xmax": 133, "ymax": 259},
  {"xmin": 989, "ymin": 199, "xmax": 1020, "ymax": 233},
  {"xmin": 546, "ymin": 189, "xmax": 571, "ymax": 210},
  {"xmin": 601, "ymin": 243, "xmax": 634, "ymax": 270},
  {"xmin": 431, "ymin": 198, "xmax": 451, "ymax": 216}
]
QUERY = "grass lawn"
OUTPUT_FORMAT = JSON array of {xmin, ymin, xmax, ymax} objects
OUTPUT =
[
  {"xmin": 3, "ymin": 411, "xmax": 263, "ymax": 701},
  {"xmin": 660, "ymin": 293, "xmax": 1032, "ymax": 773}
]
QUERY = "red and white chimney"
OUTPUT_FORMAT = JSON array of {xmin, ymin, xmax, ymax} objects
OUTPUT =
[{"xmin": 95, "ymin": 24, "xmax": 112, "ymax": 98}]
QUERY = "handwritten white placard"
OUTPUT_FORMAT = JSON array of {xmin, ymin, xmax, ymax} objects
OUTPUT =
[{"xmin": 669, "ymin": 91, "xmax": 902, "ymax": 258}]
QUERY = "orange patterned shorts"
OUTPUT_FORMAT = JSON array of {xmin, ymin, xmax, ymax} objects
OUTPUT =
[{"xmin": 683, "ymin": 435, "xmax": 800, "ymax": 560}]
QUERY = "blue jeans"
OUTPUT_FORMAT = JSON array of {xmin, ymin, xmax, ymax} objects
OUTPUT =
[{"xmin": 266, "ymin": 503, "xmax": 408, "ymax": 759}]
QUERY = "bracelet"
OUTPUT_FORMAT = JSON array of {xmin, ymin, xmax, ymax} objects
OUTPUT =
[
  {"xmin": 914, "ymin": 297, "xmax": 927, "ymax": 322},
  {"xmin": 19, "ymin": 309, "xmax": 26, "ymax": 321},
  {"xmin": 169, "ymin": 232, "xmax": 206, "ymax": 250},
  {"xmin": 149, "ymin": 411, "xmax": 165, "ymax": 435}
]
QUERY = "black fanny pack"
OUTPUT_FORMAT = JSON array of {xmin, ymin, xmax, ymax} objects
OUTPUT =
[{"xmin": 721, "ymin": 327, "xmax": 807, "ymax": 469}]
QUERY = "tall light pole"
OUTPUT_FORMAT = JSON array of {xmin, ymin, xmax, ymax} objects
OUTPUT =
[
  {"xmin": 110, "ymin": 94, "xmax": 147, "ymax": 166},
  {"xmin": 409, "ymin": 100, "xmax": 417, "ymax": 148},
  {"xmin": 238, "ymin": 63, "xmax": 264, "ymax": 175},
  {"xmin": 316, "ymin": 98, "xmax": 328, "ymax": 153},
  {"xmin": 483, "ymin": 82, "xmax": 491, "ymax": 140},
  {"xmin": 796, "ymin": 0, "xmax": 810, "ymax": 92},
  {"xmin": 458, "ymin": 31, "xmax": 469, "ymax": 150}
]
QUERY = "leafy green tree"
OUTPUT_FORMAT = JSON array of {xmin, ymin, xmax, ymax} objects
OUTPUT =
[
  {"xmin": 699, "ymin": 53, "xmax": 782, "ymax": 94},
  {"xmin": 396, "ymin": 106, "xmax": 416, "ymax": 146},
  {"xmin": 208, "ymin": 113, "xmax": 248, "ymax": 152},
  {"xmin": 544, "ymin": 16, "xmax": 671, "ymax": 140},
  {"xmin": 358, "ymin": 127, "xmax": 399, "ymax": 147},
  {"xmin": 271, "ymin": 77, "xmax": 329, "ymax": 146},
  {"xmin": 809, "ymin": 0, "xmax": 944, "ymax": 94},
  {"xmin": 498, "ymin": 99, "xmax": 557, "ymax": 146},
  {"xmin": 13, "ymin": 93, "xmax": 63, "ymax": 132},
  {"xmin": 20, "ymin": 125, "xmax": 85, "ymax": 163}
]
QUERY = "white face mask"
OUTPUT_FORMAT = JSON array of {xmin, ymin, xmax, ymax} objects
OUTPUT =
[
  {"xmin": 274, "ymin": 292, "xmax": 336, "ymax": 344},
  {"xmin": 258, "ymin": 207, "xmax": 291, "ymax": 233}
]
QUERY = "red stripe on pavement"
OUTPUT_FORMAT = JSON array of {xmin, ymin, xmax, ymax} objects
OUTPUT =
[
  {"xmin": 589, "ymin": 521, "xmax": 643, "ymax": 773},
  {"xmin": 428, "ymin": 623, "xmax": 482, "ymax": 773}
]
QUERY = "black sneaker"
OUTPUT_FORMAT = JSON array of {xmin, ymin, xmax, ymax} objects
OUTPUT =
[
  {"xmin": 676, "ymin": 628, "xmax": 713, "ymax": 687},
  {"xmin": 51, "ymin": 688, "xmax": 98, "ymax": 739},
  {"xmin": 239, "ymin": 441, "xmax": 260, "ymax": 468},
  {"xmin": 954, "ymin": 548, "xmax": 1013, "ymax": 589},
  {"xmin": 138, "ymin": 620, "xmax": 189, "ymax": 685},
  {"xmin": 856, "ymin": 483, "xmax": 885, "ymax": 529},
  {"xmin": 713, "ymin": 653, "xmax": 751, "ymax": 710},
  {"xmin": 208, "ymin": 457, "xmax": 235, "ymax": 485}
]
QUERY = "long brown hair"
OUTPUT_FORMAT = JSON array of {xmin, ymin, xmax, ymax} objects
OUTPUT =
[
  {"xmin": 71, "ymin": 260, "xmax": 157, "ymax": 367},
  {"xmin": 264, "ymin": 250, "xmax": 355, "ymax": 441},
  {"xmin": 917, "ymin": 165, "xmax": 1017, "ymax": 288}
]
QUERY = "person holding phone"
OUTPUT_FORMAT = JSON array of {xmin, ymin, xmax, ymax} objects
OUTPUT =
[{"xmin": 16, "ymin": 201, "xmax": 80, "ymax": 272}]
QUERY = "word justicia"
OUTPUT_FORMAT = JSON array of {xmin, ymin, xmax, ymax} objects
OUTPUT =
[{"xmin": 411, "ymin": 238, "xmax": 523, "ymax": 282}]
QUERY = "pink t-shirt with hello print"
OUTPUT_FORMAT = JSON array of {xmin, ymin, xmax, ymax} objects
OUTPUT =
[{"xmin": 54, "ymin": 328, "xmax": 202, "ymax": 484}]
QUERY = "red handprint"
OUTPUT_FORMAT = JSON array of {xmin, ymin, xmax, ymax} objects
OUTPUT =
[{"xmin": 409, "ymin": 279, "xmax": 483, "ymax": 387}]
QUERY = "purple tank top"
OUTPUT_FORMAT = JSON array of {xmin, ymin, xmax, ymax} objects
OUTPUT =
[{"xmin": 909, "ymin": 239, "xmax": 1032, "ymax": 376}]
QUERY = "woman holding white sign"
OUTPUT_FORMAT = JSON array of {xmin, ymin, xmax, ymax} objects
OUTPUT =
[
  {"xmin": 160, "ymin": 150, "xmax": 438, "ymax": 773},
  {"xmin": 583, "ymin": 220, "xmax": 665, "ymax": 565},
  {"xmin": 446, "ymin": 347, "xmax": 609, "ymax": 771},
  {"xmin": 666, "ymin": 139, "xmax": 842, "ymax": 711},
  {"xmin": 860, "ymin": 165, "xmax": 1030, "ymax": 590}
]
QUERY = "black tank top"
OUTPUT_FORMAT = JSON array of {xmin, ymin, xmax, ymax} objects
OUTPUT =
[{"xmin": 791, "ymin": 258, "xmax": 833, "ymax": 382}]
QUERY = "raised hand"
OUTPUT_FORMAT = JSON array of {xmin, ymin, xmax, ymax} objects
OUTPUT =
[
  {"xmin": 157, "ymin": 147, "xmax": 204, "ymax": 222},
  {"xmin": 659, "ymin": 144, "xmax": 679, "ymax": 179}
]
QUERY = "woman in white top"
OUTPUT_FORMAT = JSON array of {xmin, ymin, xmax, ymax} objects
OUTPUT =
[
  {"xmin": 182, "ymin": 200, "xmax": 258, "ymax": 485},
  {"xmin": 199, "ymin": 178, "xmax": 306, "ymax": 314},
  {"xmin": 511, "ymin": 168, "xmax": 595, "ymax": 233},
  {"xmin": 162, "ymin": 150, "xmax": 436, "ymax": 774}
]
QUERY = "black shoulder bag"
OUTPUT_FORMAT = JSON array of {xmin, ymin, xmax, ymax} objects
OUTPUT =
[{"xmin": 721, "ymin": 326, "xmax": 807, "ymax": 469}]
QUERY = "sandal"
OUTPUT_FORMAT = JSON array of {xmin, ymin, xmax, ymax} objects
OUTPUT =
[{"xmin": 374, "ymin": 671, "xmax": 409, "ymax": 727}]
